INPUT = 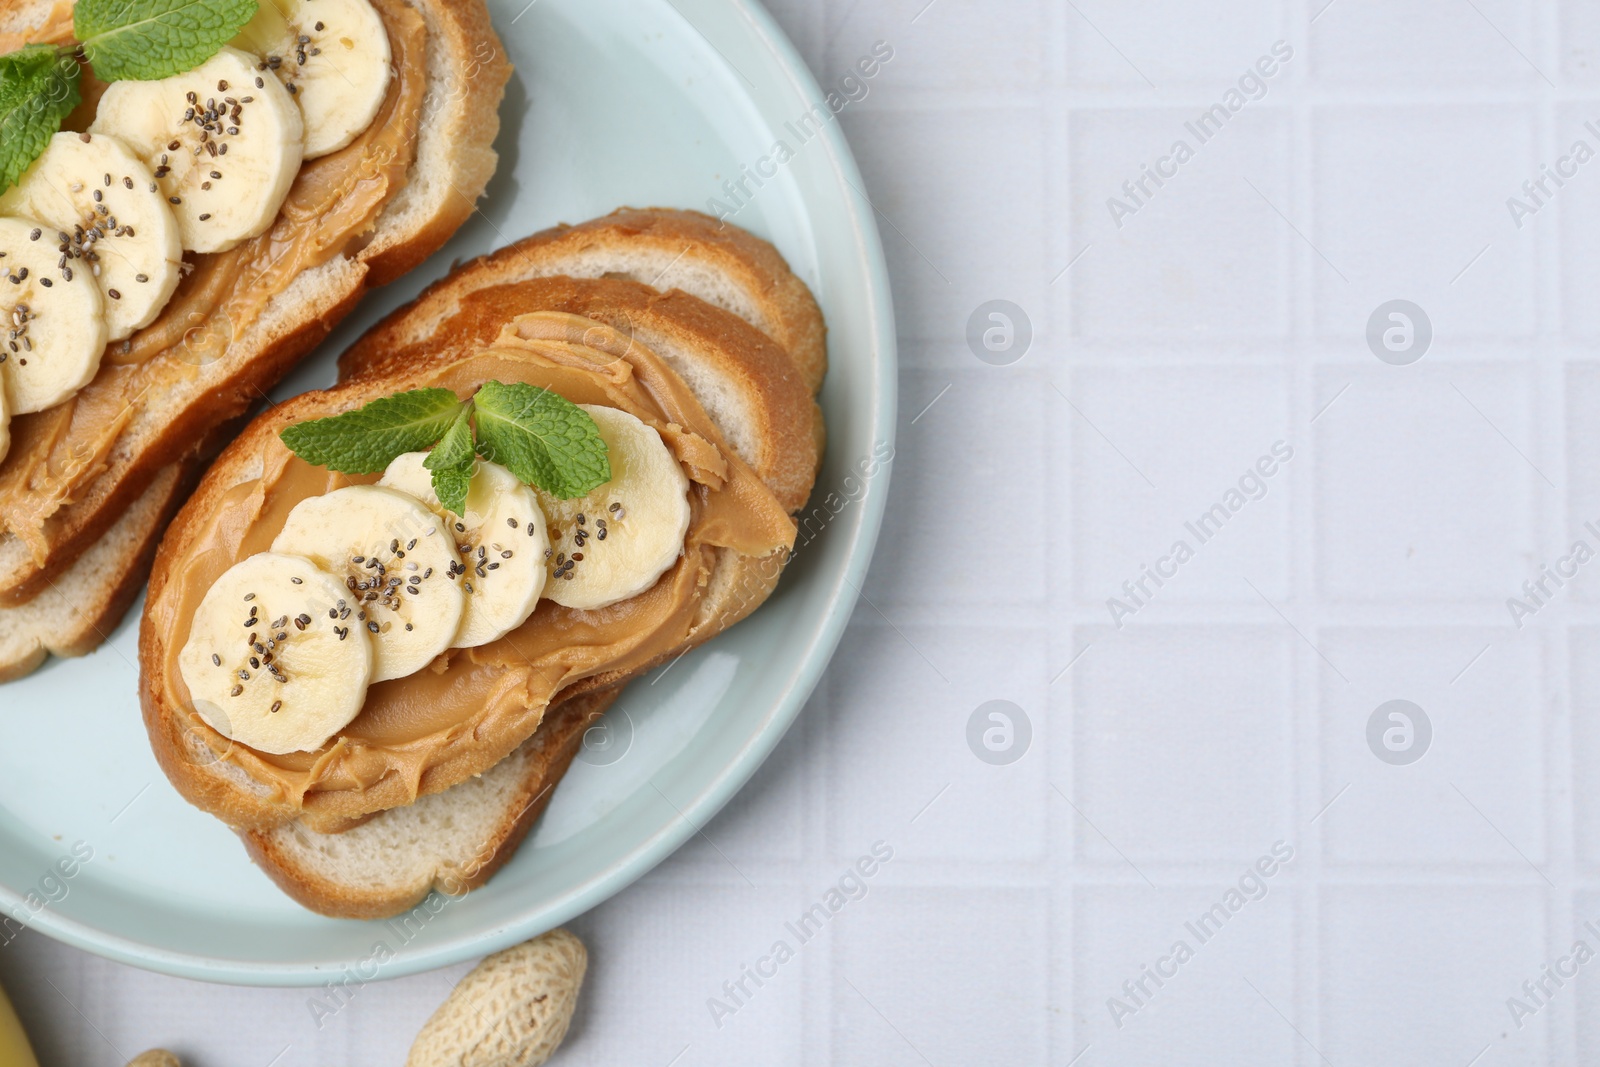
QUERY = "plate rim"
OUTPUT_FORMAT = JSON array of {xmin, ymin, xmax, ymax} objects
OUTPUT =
[{"xmin": 1, "ymin": 0, "xmax": 897, "ymax": 984}]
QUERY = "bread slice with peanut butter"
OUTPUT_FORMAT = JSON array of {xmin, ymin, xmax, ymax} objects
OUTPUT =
[
  {"xmin": 140, "ymin": 244, "xmax": 823, "ymax": 835},
  {"xmin": 210, "ymin": 220, "xmax": 826, "ymax": 915}
]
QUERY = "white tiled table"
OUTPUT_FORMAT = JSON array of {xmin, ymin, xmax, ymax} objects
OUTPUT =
[{"xmin": 5, "ymin": 1, "xmax": 1597, "ymax": 1064}]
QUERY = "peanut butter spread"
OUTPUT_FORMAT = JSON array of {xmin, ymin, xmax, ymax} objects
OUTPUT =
[
  {"xmin": 0, "ymin": 0, "xmax": 426, "ymax": 563},
  {"xmin": 148, "ymin": 313, "xmax": 797, "ymax": 816}
]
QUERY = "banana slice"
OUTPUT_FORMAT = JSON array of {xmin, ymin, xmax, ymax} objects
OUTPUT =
[
  {"xmin": 178, "ymin": 552, "xmax": 373, "ymax": 755},
  {"xmin": 380, "ymin": 453, "xmax": 551, "ymax": 649},
  {"xmin": 234, "ymin": 0, "xmax": 393, "ymax": 159},
  {"xmin": 535, "ymin": 405, "xmax": 692, "ymax": 612},
  {"xmin": 0, "ymin": 216, "xmax": 107, "ymax": 415},
  {"xmin": 271, "ymin": 485, "xmax": 466, "ymax": 682},
  {"xmin": 0, "ymin": 380, "xmax": 9, "ymax": 465},
  {"xmin": 90, "ymin": 47, "xmax": 304, "ymax": 254},
  {"xmin": 0, "ymin": 131, "xmax": 183, "ymax": 342}
]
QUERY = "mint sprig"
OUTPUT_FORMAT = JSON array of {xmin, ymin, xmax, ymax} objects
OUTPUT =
[
  {"xmin": 76, "ymin": 0, "xmax": 259, "ymax": 82},
  {"xmin": 279, "ymin": 383, "xmax": 613, "ymax": 513},
  {"xmin": 0, "ymin": 46, "xmax": 81, "ymax": 192},
  {"xmin": 0, "ymin": 0, "xmax": 257, "ymax": 194}
]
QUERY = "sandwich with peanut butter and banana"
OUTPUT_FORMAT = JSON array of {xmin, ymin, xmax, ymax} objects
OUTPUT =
[
  {"xmin": 139, "ymin": 209, "xmax": 826, "ymax": 917},
  {"xmin": 0, "ymin": 0, "xmax": 510, "ymax": 680}
]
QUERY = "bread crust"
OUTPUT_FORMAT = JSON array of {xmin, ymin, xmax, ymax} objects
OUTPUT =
[
  {"xmin": 341, "ymin": 207, "xmax": 828, "ymax": 391},
  {"xmin": 140, "ymin": 267, "xmax": 821, "ymax": 832},
  {"xmin": 239, "ymin": 689, "xmax": 616, "ymax": 920},
  {"xmin": 0, "ymin": 0, "xmax": 512, "ymax": 607}
]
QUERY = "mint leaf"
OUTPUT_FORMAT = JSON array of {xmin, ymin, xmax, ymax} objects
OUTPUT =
[
  {"xmin": 0, "ymin": 46, "xmax": 82, "ymax": 193},
  {"xmin": 280, "ymin": 389, "xmax": 465, "ymax": 475},
  {"xmin": 76, "ymin": 0, "xmax": 259, "ymax": 82},
  {"xmin": 424, "ymin": 406, "xmax": 476, "ymax": 516},
  {"xmin": 473, "ymin": 381, "xmax": 611, "ymax": 499}
]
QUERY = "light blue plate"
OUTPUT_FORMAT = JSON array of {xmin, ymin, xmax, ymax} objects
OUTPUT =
[{"xmin": 0, "ymin": 0, "xmax": 894, "ymax": 985}]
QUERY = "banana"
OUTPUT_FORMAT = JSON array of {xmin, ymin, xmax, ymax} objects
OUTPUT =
[
  {"xmin": 0, "ymin": 978, "xmax": 39, "ymax": 1067},
  {"xmin": 535, "ymin": 405, "xmax": 691, "ymax": 612},
  {"xmin": 380, "ymin": 453, "xmax": 551, "ymax": 649},
  {"xmin": 271, "ymin": 485, "xmax": 466, "ymax": 682},
  {"xmin": 0, "ymin": 380, "xmax": 9, "ymax": 465},
  {"xmin": 0, "ymin": 215, "xmax": 107, "ymax": 415},
  {"xmin": 234, "ymin": 0, "xmax": 393, "ymax": 159},
  {"xmin": 177, "ymin": 552, "xmax": 373, "ymax": 755},
  {"xmin": 90, "ymin": 47, "xmax": 304, "ymax": 254},
  {"xmin": 0, "ymin": 131, "xmax": 183, "ymax": 342}
]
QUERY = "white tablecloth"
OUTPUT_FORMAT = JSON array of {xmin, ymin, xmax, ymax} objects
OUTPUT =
[{"xmin": 6, "ymin": 0, "xmax": 1596, "ymax": 1063}]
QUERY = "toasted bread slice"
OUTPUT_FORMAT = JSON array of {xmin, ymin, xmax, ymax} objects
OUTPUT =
[
  {"xmin": 240, "ymin": 688, "xmax": 617, "ymax": 920},
  {"xmin": 141, "ymin": 262, "xmax": 821, "ymax": 833},
  {"xmin": 0, "ymin": 0, "xmax": 511, "ymax": 608},
  {"xmin": 340, "ymin": 207, "xmax": 827, "ymax": 392}
]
